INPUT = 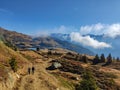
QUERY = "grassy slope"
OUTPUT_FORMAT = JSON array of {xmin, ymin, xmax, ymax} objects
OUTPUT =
[{"xmin": 0, "ymin": 41, "xmax": 30, "ymax": 77}]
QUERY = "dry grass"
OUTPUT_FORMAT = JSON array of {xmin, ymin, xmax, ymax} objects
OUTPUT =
[
  {"xmin": 0, "ymin": 42, "xmax": 30, "ymax": 75},
  {"xmin": 20, "ymin": 51, "xmax": 42, "ymax": 60}
]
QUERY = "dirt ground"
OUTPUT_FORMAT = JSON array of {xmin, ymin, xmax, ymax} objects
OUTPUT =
[{"xmin": 16, "ymin": 58, "xmax": 70, "ymax": 90}]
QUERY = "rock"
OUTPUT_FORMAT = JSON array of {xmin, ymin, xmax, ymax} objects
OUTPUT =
[{"xmin": 52, "ymin": 62, "xmax": 62, "ymax": 69}]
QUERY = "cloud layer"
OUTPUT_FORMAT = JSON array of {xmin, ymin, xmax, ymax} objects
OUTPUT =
[
  {"xmin": 80, "ymin": 23, "xmax": 120, "ymax": 38},
  {"xmin": 34, "ymin": 25, "xmax": 77, "ymax": 37},
  {"xmin": 70, "ymin": 32, "xmax": 112, "ymax": 49},
  {"xmin": 35, "ymin": 23, "xmax": 119, "ymax": 49}
]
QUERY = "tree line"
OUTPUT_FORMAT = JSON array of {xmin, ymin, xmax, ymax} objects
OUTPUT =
[{"xmin": 80, "ymin": 53, "xmax": 120, "ymax": 65}]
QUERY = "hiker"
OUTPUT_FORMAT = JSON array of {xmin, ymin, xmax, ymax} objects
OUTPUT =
[
  {"xmin": 28, "ymin": 67, "xmax": 31, "ymax": 74},
  {"xmin": 32, "ymin": 66, "xmax": 35, "ymax": 74}
]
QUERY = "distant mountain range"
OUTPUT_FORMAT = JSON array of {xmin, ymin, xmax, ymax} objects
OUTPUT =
[
  {"xmin": 0, "ymin": 27, "xmax": 94, "ymax": 55},
  {"xmin": 50, "ymin": 33, "xmax": 120, "ymax": 58},
  {"xmin": 89, "ymin": 34, "xmax": 120, "ymax": 57},
  {"xmin": 1, "ymin": 27, "xmax": 119, "ymax": 57}
]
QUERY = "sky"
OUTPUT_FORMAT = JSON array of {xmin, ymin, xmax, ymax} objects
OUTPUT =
[
  {"xmin": 1, "ymin": 0, "xmax": 120, "ymax": 35},
  {"xmin": 1, "ymin": 0, "xmax": 120, "ymax": 49}
]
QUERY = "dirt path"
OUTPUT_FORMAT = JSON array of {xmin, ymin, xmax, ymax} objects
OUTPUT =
[{"xmin": 17, "ymin": 59, "xmax": 69, "ymax": 90}]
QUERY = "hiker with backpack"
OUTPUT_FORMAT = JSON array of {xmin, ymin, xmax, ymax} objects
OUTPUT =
[
  {"xmin": 28, "ymin": 67, "xmax": 31, "ymax": 74},
  {"xmin": 32, "ymin": 66, "xmax": 35, "ymax": 74},
  {"xmin": 28, "ymin": 66, "xmax": 35, "ymax": 75}
]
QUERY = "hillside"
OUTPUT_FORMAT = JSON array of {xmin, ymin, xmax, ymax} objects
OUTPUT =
[
  {"xmin": 0, "ymin": 27, "xmax": 32, "ymax": 44},
  {"xmin": 1, "ymin": 28, "xmax": 120, "ymax": 90},
  {"xmin": 0, "ymin": 39, "xmax": 120, "ymax": 90},
  {"xmin": 0, "ymin": 27, "xmax": 94, "ymax": 55},
  {"xmin": 0, "ymin": 40, "xmax": 81, "ymax": 90},
  {"xmin": 18, "ymin": 48, "xmax": 120, "ymax": 90},
  {"xmin": 0, "ymin": 41, "xmax": 30, "ymax": 90},
  {"xmin": 51, "ymin": 33, "xmax": 120, "ymax": 57},
  {"xmin": 33, "ymin": 37, "xmax": 94, "ymax": 55},
  {"xmin": 0, "ymin": 41, "xmax": 73, "ymax": 90}
]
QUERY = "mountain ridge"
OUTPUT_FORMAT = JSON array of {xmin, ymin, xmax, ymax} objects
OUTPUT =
[
  {"xmin": 0, "ymin": 27, "xmax": 94, "ymax": 55},
  {"xmin": 50, "ymin": 33, "xmax": 120, "ymax": 57}
]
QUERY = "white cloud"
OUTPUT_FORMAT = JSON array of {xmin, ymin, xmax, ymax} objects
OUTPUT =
[
  {"xmin": 32, "ymin": 23, "xmax": 119, "ymax": 49},
  {"xmin": 105, "ymin": 24, "xmax": 120, "ymax": 38},
  {"xmin": 80, "ymin": 23, "xmax": 105, "ymax": 35},
  {"xmin": 33, "ymin": 25, "xmax": 77, "ymax": 37},
  {"xmin": 53, "ymin": 25, "xmax": 68, "ymax": 33},
  {"xmin": 32, "ymin": 31, "xmax": 50, "ymax": 38},
  {"xmin": 79, "ymin": 23, "xmax": 120, "ymax": 38},
  {"xmin": 52, "ymin": 25, "xmax": 78, "ymax": 34},
  {"xmin": 70, "ymin": 32, "xmax": 111, "ymax": 49}
]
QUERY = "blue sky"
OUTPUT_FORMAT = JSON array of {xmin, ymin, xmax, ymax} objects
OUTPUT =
[{"xmin": 0, "ymin": 0, "xmax": 120, "ymax": 35}]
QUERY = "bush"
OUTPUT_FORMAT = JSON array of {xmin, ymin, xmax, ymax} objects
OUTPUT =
[
  {"xmin": 82, "ymin": 55, "xmax": 88, "ymax": 63},
  {"xmin": 9, "ymin": 57, "xmax": 18, "ymax": 72},
  {"xmin": 76, "ymin": 70, "xmax": 98, "ymax": 90},
  {"xmin": 48, "ymin": 51, "xmax": 52, "ymax": 55}
]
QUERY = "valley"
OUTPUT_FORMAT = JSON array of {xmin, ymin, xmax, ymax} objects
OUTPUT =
[{"xmin": 0, "ymin": 28, "xmax": 120, "ymax": 90}]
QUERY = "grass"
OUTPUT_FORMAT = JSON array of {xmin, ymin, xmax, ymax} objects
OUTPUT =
[
  {"xmin": 52, "ymin": 73, "xmax": 75, "ymax": 90},
  {"xmin": 104, "ymin": 72, "xmax": 118, "ymax": 79},
  {"xmin": 0, "ymin": 63, "xmax": 5, "ymax": 69},
  {"xmin": 0, "ymin": 41, "xmax": 29, "ymax": 69},
  {"xmin": 24, "ymin": 55, "xmax": 33, "ymax": 61},
  {"xmin": 0, "ymin": 63, "xmax": 8, "ymax": 81}
]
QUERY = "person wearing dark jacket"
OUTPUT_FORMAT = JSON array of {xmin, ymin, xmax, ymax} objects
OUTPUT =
[
  {"xmin": 32, "ymin": 66, "xmax": 35, "ymax": 74},
  {"xmin": 28, "ymin": 67, "xmax": 31, "ymax": 74}
]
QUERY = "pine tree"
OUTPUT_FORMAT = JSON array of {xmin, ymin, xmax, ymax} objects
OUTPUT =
[
  {"xmin": 82, "ymin": 55, "xmax": 88, "ymax": 63},
  {"xmin": 106, "ymin": 53, "xmax": 112, "ymax": 65},
  {"xmin": 116, "ymin": 57, "xmax": 120, "ymax": 62},
  {"xmin": 93, "ymin": 54, "xmax": 100, "ymax": 64},
  {"xmin": 100, "ymin": 54, "xmax": 105, "ymax": 63}
]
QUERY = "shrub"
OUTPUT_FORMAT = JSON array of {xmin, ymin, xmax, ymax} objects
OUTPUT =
[
  {"xmin": 76, "ymin": 70, "xmax": 98, "ymax": 90},
  {"xmin": 82, "ymin": 55, "xmax": 88, "ymax": 63},
  {"xmin": 9, "ymin": 57, "xmax": 18, "ymax": 72},
  {"xmin": 48, "ymin": 50, "xmax": 52, "ymax": 55}
]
